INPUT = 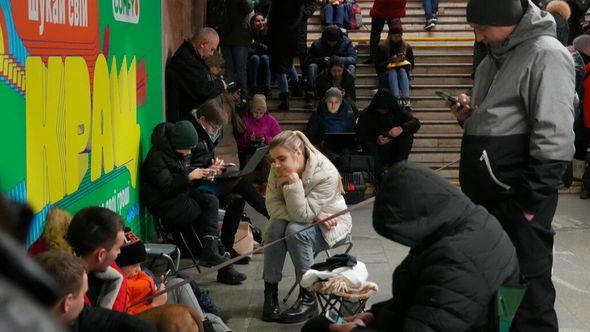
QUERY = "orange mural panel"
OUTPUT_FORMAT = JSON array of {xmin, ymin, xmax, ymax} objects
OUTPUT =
[{"xmin": 10, "ymin": 0, "xmax": 100, "ymax": 61}]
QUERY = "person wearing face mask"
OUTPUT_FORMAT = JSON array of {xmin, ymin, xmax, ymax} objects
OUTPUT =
[
  {"xmin": 374, "ymin": 20, "xmax": 414, "ymax": 109},
  {"xmin": 166, "ymin": 28, "xmax": 227, "ymax": 123},
  {"xmin": 261, "ymin": 130, "xmax": 352, "ymax": 324},
  {"xmin": 358, "ymin": 89, "xmax": 420, "ymax": 185},
  {"xmin": 306, "ymin": 87, "xmax": 356, "ymax": 148},
  {"xmin": 141, "ymin": 120, "xmax": 247, "ymax": 285}
]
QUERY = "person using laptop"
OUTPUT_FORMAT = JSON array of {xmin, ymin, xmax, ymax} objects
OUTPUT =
[
  {"xmin": 358, "ymin": 89, "xmax": 420, "ymax": 185},
  {"xmin": 305, "ymin": 87, "xmax": 357, "ymax": 149},
  {"xmin": 190, "ymin": 98, "xmax": 270, "ymax": 263}
]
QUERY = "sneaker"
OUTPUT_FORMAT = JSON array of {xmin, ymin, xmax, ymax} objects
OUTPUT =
[
  {"xmin": 424, "ymin": 20, "xmax": 436, "ymax": 31},
  {"xmin": 197, "ymin": 291, "xmax": 231, "ymax": 321},
  {"xmin": 228, "ymin": 248, "xmax": 251, "ymax": 265},
  {"xmin": 217, "ymin": 266, "xmax": 247, "ymax": 285},
  {"xmin": 432, "ymin": 15, "xmax": 438, "ymax": 23}
]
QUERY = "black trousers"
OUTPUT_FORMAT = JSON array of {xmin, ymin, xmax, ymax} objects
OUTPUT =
[
  {"xmin": 369, "ymin": 18, "xmax": 397, "ymax": 59},
  {"xmin": 219, "ymin": 193, "xmax": 246, "ymax": 251},
  {"xmin": 158, "ymin": 190, "xmax": 219, "ymax": 237},
  {"xmin": 486, "ymin": 194, "xmax": 559, "ymax": 332}
]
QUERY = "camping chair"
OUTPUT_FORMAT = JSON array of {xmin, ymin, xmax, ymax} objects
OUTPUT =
[
  {"xmin": 282, "ymin": 234, "xmax": 354, "ymax": 304},
  {"xmin": 154, "ymin": 217, "xmax": 203, "ymax": 273}
]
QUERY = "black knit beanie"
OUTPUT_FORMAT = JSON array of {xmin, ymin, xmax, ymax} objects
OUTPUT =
[
  {"xmin": 467, "ymin": 0, "xmax": 526, "ymax": 26},
  {"xmin": 115, "ymin": 228, "xmax": 146, "ymax": 267},
  {"xmin": 170, "ymin": 120, "xmax": 199, "ymax": 150}
]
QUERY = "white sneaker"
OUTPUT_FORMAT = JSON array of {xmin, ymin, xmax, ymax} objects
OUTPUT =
[{"xmin": 424, "ymin": 20, "xmax": 436, "ymax": 31}]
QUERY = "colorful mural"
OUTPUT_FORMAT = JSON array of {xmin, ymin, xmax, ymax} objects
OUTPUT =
[{"xmin": 0, "ymin": 0, "xmax": 162, "ymax": 244}]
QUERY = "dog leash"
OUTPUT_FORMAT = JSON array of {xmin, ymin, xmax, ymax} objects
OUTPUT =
[{"xmin": 128, "ymin": 159, "xmax": 461, "ymax": 308}]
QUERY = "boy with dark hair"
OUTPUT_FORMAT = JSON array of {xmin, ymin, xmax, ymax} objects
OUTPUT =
[
  {"xmin": 66, "ymin": 206, "xmax": 128, "ymax": 311},
  {"xmin": 36, "ymin": 251, "xmax": 156, "ymax": 332},
  {"xmin": 35, "ymin": 251, "xmax": 88, "ymax": 325}
]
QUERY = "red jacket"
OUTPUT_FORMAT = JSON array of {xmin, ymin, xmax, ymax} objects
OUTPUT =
[
  {"xmin": 584, "ymin": 63, "xmax": 590, "ymax": 128},
  {"xmin": 27, "ymin": 236, "xmax": 49, "ymax": 257},
  {"xmin": 370, "ymin": 0, "xmax": 407, "ymax": 19}
]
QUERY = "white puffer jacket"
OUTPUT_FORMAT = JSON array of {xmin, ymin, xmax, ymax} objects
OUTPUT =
[{"xmin": 265, "ymin": 147, "xmax": 352, "ymax": 247}]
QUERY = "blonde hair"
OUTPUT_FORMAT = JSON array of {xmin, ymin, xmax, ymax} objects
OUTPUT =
[
  {"xmin": 269, "ymin": 130, "xmax": 344, "ymax": 193},
  {"xmin": 42, "ymin": 208, "xmax": 73, "ymax": 254},
  {"xmin": 546, "ymin": 0, "xmax": 572, "ymax": 20}
]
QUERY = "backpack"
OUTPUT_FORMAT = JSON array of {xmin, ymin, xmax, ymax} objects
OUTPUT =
[{"xmin": 347, "ymin": 3, "xmax": 363, "ymax": 29}]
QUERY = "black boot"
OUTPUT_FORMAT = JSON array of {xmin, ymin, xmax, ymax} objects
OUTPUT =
[
  {"xmin": 216, "ymin": 265, "xmax": 247, "ymax": 285},
  {"xmin": 581, "ymin": 185, "xmax": 590, "ymax": 199},
  {"xmin": 304, "ymin": 91, "xmax": 315, "ymax": 109},
  {"xmin": 277, "ymin": 287, "xmax": 317, "ymax": 324},
  {"xmin": 199, "ymin": 235, "xmax": 229, "ymax": 267},
  {"xmin": 292, "ymin": 80, "xmax": 303, "ymax": 97},
  {"xmin": 262, "ymin": 282, "xmax": 281, "ymax": 322},
  {"xmin": 278, "ymin": 92, "xmax": 290, "ymax": 110}
]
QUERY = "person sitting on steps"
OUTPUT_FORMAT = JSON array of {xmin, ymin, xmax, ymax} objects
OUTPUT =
[{"xmin": 374, "ymin": 20, "xmax": 414, "ymax": 110}]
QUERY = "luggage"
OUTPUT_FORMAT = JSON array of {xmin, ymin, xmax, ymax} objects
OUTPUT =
[{"xmin": 342, "ymin": 172, "xmax": 366, "ymax": 204}]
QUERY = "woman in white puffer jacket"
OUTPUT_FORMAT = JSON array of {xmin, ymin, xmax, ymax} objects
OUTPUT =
[{"xmin": 261, "ymin": 130, "xmax": 352, "ymax": 324}]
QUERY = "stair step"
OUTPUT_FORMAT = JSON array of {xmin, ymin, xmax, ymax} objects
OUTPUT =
[{"xmin": 308, "ymin": 31, "xmax": 474, "ymax": 40}]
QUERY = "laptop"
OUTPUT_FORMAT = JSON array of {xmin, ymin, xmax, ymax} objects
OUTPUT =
[
  {"xmin": 324, "ymin": 132, "xmax": 357, "ymax": 152},
  {"xmin": 215, "ymin": 145, "xmax": 269, "ymax": 179}
]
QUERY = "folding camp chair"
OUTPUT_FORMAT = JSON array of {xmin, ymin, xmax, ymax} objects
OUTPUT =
[{"xmin": 283, "ymin": 234, "xmax": 354, "ymax": 304}]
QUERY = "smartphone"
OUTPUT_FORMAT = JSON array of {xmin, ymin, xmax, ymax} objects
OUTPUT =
[
  {"xmin": 226, "ymin": 81, "xmax": 239, "ymax": 93},
  {"xmin": 435, "ymin": 91, "xmax": 458, "ymax": 103},
  {"xmin": 325, "ymin": 309, "xmax": 344, "ymax": 324}
]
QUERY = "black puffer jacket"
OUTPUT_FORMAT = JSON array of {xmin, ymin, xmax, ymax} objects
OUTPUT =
[
  {"xmin": 369, "ymin": 161, "xmax": 520, "ymax": 331},
  {"xmin": 141, "ymin": 123, "xmax": 195, "ymax": 213}
]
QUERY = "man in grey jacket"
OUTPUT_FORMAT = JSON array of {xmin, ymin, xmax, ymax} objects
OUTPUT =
[{"xmin": 450, "ymin": 0, "xmax": 575, "ymax": 330}]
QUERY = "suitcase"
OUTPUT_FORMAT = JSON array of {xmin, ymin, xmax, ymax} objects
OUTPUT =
[{"xmin": 342, "ymin": 172, "xmax": 366, "ymax": 204}]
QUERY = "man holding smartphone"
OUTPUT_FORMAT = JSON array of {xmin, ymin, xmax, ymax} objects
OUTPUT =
[{"xmin": 449, "ymin": 0, "xmax": 576, "ymax": 330}]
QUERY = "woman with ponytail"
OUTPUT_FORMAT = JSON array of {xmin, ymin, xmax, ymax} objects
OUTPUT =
[{"xmin": 261, "ymin": 130, "xmax": 352, "ymax": 324}]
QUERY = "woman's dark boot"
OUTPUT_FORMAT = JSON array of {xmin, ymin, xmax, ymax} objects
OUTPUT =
[
  {"xmin": 262, "ymin": 282, "xmax": 281, "ymax": 322},
  {"xmin": 278, "ymin": 92, "xmax": 290, "ymax": 110},
  {"xmin": 277, "ymin": 287, "xmax": 317, "ymax": 324}
]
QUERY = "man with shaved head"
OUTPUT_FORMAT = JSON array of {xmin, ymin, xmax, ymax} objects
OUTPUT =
[{"xmin": 166, "ymin": 27, "xmax": 227, "ymax": 122}]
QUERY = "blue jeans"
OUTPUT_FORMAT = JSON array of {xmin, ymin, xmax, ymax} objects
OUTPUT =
[
  {"xmin": 277, "ymin": 66, "xmax": 299, "ymax": 93},
  {"xmin": 308, "ymin": 63, "xmax": 356, "ymax": 90},
  {"xmin": 247, "ymin": 54, "xmax": 271, "ymax": 89},
  {"xmin": 221, "ymin": 46, "xmax": 249, "ymax": 91},
  {"xmin": 324, "ymin": 4, "xmax": 346, "ymax": 27},
  {"xmin": 383, "ymin": 68, "xmax": 410, "ymax": 98},
  {"xmin": 263, "ymin": 219, "xmax": 333, "ymax": 283},
  {"xmin": 423, "ymin": 0, "xmax": 439, "ymax": 20}
]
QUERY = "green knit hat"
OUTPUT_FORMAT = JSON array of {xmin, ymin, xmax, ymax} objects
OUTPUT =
[
  {"xmin": 170, "ymin": 121, "xmax": 199, "ymax": 150},
  {"xmin": 467, "ymin": 0, "xmax": 525, "ymax": 27}
]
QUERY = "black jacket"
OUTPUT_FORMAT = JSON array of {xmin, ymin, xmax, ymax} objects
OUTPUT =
[
  {"xmin": 268, "ymin": 0, "xmax": 305, "ymax": 73},
  {"xmin": 306, "ymin": 29, "xmax": 357, "ymax": 71},
  {"xmin": 166, "ymin": 40, "xmax": 224, "ymax": 122},
  {"xmin": 316, "ymin": 68, "xmax": 356, "ymax": 102},
  {"xmin": 358, "ymin": 90, "xmax": 420, "ymax": 164},
  {"xmin": 375, "ymin": 40, "xmax": 414, "ymax": 76},
  {"xmin": 249, "ymin": 29, "xmax": 270, "ymax": 57},
  {"xmin": 306, "ymin": 99, "xmax": 357, "ymax": 147},
  {"xmin": 370, "ymin": 161, "xmax": 520, "ymax": 332},
  {"xmin": 141, "ymin": 123, "xmax": 196, "ymax": 213}
]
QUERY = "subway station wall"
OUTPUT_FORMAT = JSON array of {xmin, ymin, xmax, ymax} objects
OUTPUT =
[{"xmin": 0, "ymin": 0, "xmax": 164, "ymax": 244}]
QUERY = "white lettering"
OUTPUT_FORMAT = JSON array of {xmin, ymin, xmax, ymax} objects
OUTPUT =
[
  {"xmin": 29, "ymin": 0, "xmax": 39, "ymax": 21},
  {"xmin": 113, "ymin": 0, "xmax": 140, "ymax": 24}
]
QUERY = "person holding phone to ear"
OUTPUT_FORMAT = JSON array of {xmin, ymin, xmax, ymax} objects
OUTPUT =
[{"xmin": 450, "ymin": 1, "xmax": 576, "ymax": 330}]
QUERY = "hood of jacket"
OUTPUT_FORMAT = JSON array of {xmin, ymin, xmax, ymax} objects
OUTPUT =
[
  {"xmin": 489, "ymin": 1, "xmax": 555, "ymax": 61},
  {"xmin": 150, "ymin": 122, "xmax": 177, "ymax": 159},
  {"xmin": 373, "ymin": 161, "xmax": 480, "ymax": 248},
  {"xmin": 365, "ymin": 89, "xmax": 401, "ymax": 114}
]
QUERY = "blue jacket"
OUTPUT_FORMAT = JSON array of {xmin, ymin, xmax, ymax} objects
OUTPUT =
[
  {"xmin": 306, "ymin": 99, "xmax": 356, "ymax": 147},
  {"xmin": 306, "ymin": 29, "xmax": 357, "ymax": 70}
]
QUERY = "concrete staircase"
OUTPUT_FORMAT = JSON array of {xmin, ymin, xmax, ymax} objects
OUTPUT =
[{"xmin": 267, "ymin": 0, "xmax": 474, "ymax": 181}]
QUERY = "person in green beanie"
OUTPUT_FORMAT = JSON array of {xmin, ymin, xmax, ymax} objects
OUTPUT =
[
  {"xmin": 141, "ymin": 120, "xmax": 247, "ymax": 285},
  {"xmin": 449, "ymin": 0, "xmax": 576, "ymax": 330}
]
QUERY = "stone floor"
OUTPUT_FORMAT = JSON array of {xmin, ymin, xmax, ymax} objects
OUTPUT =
[{"xmin": 177, "ymin": 194, "xmax": 590, "ymax": 332}]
